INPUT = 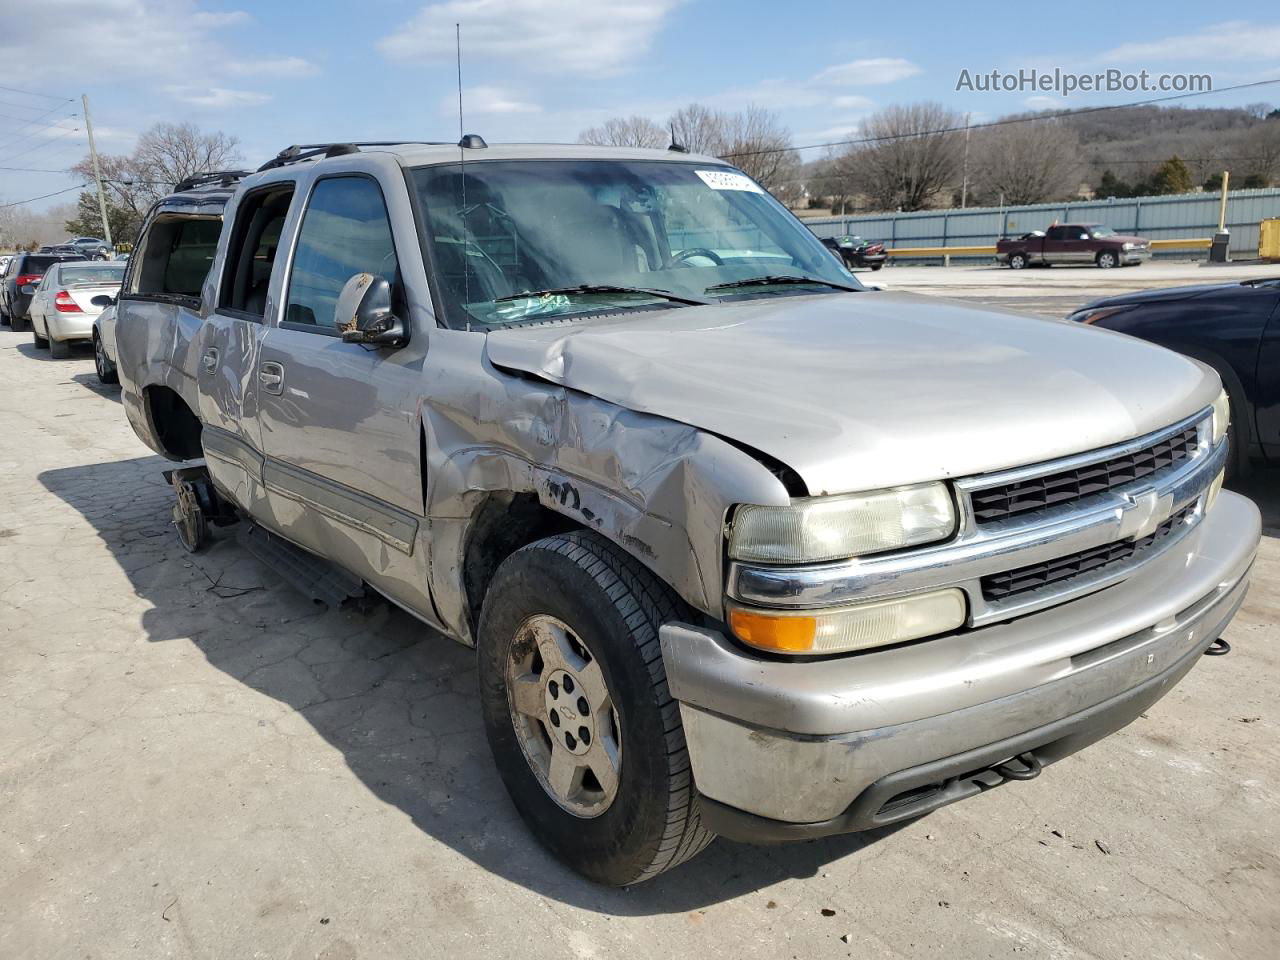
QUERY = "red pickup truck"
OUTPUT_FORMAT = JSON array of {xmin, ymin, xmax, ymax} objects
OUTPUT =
[{"xmin": 997, "ymin": 223, "xmax": 1151, "ymax": 269}]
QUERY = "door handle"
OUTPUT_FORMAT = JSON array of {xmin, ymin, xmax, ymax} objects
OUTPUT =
[
  {"xmin": 201, "ymin": 347, "xmax": 219, "ymax": 372},
  {"xmin": 259, "ymin": 361, "xmax": 285, "ymax": 395}
]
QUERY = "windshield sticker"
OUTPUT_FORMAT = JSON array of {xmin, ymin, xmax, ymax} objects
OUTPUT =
[{"xmin": 696, "ymin": 169, "xmax": 764, "ymax": 193}]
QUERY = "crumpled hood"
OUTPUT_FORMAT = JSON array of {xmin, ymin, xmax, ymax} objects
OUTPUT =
[{"xmin": 484, "ymin": 292, "xmax": 1218, "ymax": 496}]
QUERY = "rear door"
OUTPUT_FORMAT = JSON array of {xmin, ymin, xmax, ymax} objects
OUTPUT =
[
  {"xmin": 253, "ymin": 172, "xmax": 425, "ymax": 591},
  {"xmin": 195, "ymin": 181, "xmax": 296, "ymax": 510},
  {"xmin": 1042, "ymin": 225, "xmax": 1075, "ymax": 264}
]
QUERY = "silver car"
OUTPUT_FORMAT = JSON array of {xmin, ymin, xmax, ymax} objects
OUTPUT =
[
  {"xmin": 28, "ymin": 260, "xmax": 126, "ymax": 358},
  {"xmin": 114, "ymin": 142, "xmax": 1260, "ymax": 885}
]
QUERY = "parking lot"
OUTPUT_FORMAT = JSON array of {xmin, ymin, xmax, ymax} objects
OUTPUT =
[{"xmin": 1, "ymin": 262, "xmax": 1277, "ymax": 959}]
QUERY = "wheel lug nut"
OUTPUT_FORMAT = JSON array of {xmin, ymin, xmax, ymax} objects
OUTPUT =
[
  {"xmin": 550, "ymin": 709, "xmax": 560, "ymax": 727},
  {"xmin": 577, "ymin": 696, "xmax": 589, "ymax": 716}
]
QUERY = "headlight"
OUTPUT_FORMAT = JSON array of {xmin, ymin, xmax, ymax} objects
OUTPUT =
[
  {"xmin": 728, "ymin": 483, "xmax": 956, "ymax": 564},
  {"xmin": 729, "ymin": 589, "xmax": 967, "ymax": 655},
  {"xmin": 1123, "ymin": 242, "xmax": 1135, "ymax": 250},
  {"xmin": 1211, "ymin": 389, "xmax": 1229, "ymax": 446},
  {"xmin": 1067, "ymin": 304, "xmax": 1136, "ymax": 325}
]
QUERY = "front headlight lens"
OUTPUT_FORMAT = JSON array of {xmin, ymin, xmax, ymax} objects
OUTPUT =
[
  {"xmin": 729, "ymin": 483, "xmax": 955, "ymax": 564},
  {"xmin": 1211, "ymin": 389, "xmax": 1229, "ymax": 446},
  {"xmin": 729, "ymin": 588, "xmax": 968, "ymax": 655}
]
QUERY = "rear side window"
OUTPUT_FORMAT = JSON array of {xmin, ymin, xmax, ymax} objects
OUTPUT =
[
  {"xmin": 219, "ymin": 184, "xmax": 295, "ymax": 318},
  {"xmin": 284, "ymin": 176, "xmax": 398, "ymax": 330},
  {"xmin": 128, "ymin": 216, "xmax": 222, "ymax": 301},
  {"xmin": 1045, "ymin": 226, "xmax": 1067, "ymax": 241}
]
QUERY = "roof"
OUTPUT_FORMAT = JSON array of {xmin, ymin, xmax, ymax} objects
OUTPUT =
[{"xmin": 345, "ymin": 141, "xmax": 728, "ymax": 168}]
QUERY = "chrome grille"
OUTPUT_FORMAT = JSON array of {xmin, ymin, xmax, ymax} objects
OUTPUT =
[
  {"xmin": 970, "ymin": 425, "xmax": 1198, "ymax": 524},
  {"xmin": 981, "ymin": 503, "xmax": 1196, "ymax": 602}
]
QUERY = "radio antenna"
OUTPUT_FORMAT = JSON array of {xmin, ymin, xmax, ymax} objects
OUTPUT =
[{"xmin": 456, "ymin": 21, "xmax": 471, "ymax": 330}]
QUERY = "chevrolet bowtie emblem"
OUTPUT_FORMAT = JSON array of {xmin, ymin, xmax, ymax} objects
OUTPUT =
[{"xmin": 1118, "ymin": 488, "xmax": 1176, "ymax": 541}]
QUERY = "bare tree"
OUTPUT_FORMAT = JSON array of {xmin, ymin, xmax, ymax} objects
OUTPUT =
[
  {"xmin": 973, "ymin": 120, "xmax": 1084, "ymax": 205},
  {"xmin": 578, "ymin": 115, "xmax": 667, "ymax": 149},
  {"xmin": 1238, "ymin": 120, "xmax": 1280, "ymax": 186},
  {"xmin": 576, "ymin": 103, "xmax": 801, "ymax": 198},
  {"xmin": 668, "ymin": 103, "xmax": 727, "ymax": 156},
  {"xmin": 838, "ymin": 102, "xmax": 964, "ymax": 211},
  {"xmin": 719, "ymin": 105, "xmax": 801, "ymax": 198},
  {"xmin": 68, "ymin": 121, "xmax": 241, "ymax": 242}
]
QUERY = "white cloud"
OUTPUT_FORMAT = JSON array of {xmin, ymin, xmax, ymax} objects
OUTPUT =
[
  {"xmin": 832, "ymin": 94, "xmax": 876, "ymax": 111},
  {"xmin": 227, "ymin": 56, "xmax": 319, "ymax": 77},
  {"xmin": 1100, "ymin": 21, "xmax": 1280, "ymax": 62},
  {"xmin": 379, "ymin": 0, "xmax": 680, "ymax": 75},
  {"xmin": 164, "ymin": 86, "xmax": 272, "ymax": 109},
  {"xmin": 0, "ymin": 2, "xmax": 313, "ymax": 90},
  {"xmin": 811, "ymin": 57, "xmax": 922, "ymax": 86},
  {"xmin": 191, "ymin": 10, "xmax": 252, "ymax": 27},
  {"xmin": 442, "ymin": 85, "xmax": 542, "ymax": 115}
]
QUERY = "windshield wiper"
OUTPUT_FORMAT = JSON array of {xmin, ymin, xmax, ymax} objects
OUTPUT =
[
  {"xmin": 705, "ymin": 275, "xmax": 861, "ymax": 294},
  {"xmin": 493, "ymin": 284, "xmax": 710, "ymax": 306}
]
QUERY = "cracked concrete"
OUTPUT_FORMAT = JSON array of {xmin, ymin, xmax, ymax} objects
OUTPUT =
[{"xmin": 1, "ymin": 313, "xmax": 1277, "ymax": 959}]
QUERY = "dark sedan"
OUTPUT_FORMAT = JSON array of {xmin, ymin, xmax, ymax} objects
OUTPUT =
[
  {"xmin": 0, "ymin": 252, "xmax": 86, "ymax": 332},
  {"xmin": 1068, "ymin": 277, "xmax": 1280, "ymax": 476},
  {"xmin": 820, "ymin": 235, "xmax": 887, "ymax": 270}
]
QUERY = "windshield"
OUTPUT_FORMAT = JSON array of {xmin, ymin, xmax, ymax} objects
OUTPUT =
[
  {"xmin": 412, "ymin": 159, "xmax": 861, "ymax": 328},
  {"xmin": 59, "ymin": 263, "xmax": 126, "ymax": 286},
  {"xmin": 1089, "ymin": 225, "xmax": 1117, "ymax": 237}
]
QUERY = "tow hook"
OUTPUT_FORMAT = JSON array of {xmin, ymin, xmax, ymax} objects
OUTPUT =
[
  {"xmin": 1204, "ymin": 638, "xmax": 1231, "ymax": 656},
  {"xmin": 994, "ymin": 752, "xmax": 1042, "ymax": 781}
]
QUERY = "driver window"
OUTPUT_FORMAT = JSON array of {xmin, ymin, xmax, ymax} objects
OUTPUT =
[{"xmin": 285, "ymin": 176, "xmax": 398, "ymax": 330}]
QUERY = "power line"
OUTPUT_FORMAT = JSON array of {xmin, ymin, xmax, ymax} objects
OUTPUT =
[
  {"xmin": 0, "ymin": 183, "xmax": 88, "ymax": 208},
  {"xmin": 725, "ymin": 77, "xmax": 1280, "ymax": 160},
  {"xmin": 0, "ymin": 106, "xmax": 79, "ymax": 152},
  {"xmin": 0, "ymin": 99, "xmax": 50, "ymax": 113},
  {"xmin": 0, "ymin": 164, "xmax": 71, "ymax": 173},
  {"xmin": 0, "ymin": 83, "xmax": 75, "ymax": 102},
  {"xmin": 0, "ymin": 125, "xmax": 83, "ymax": 165}
]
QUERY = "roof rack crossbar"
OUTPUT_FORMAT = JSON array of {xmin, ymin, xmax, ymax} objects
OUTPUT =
[
  {"xmin": 174, "ymin": 169, "xmax": 253, "ymax": 192},
  {"xmin": 256, "ymin": 141, "xmax": 453, "ymax": 172}
]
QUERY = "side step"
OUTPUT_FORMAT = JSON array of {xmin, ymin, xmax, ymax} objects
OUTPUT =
[{"xmin": 237, "ymin": 522, "xmax": 368, "ymax": 609}]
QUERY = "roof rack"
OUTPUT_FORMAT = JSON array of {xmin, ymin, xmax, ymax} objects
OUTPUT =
[
  {"xmin": 256, "ymin": 141, "xmax": 452, "ymax": 172},
  {"xmin": 173, "ymin": 170, "xmax": 253, "ymax": 192}
]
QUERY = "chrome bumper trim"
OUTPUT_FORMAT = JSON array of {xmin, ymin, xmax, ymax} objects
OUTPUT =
[{"xmin": 729, "ymin": 410, "xmax": 1223, "ymax": 626}]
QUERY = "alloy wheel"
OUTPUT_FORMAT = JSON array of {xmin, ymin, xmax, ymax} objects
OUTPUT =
[{"xmin": 505, "ymin": 614, "xmax": 622, "ymax": 817}]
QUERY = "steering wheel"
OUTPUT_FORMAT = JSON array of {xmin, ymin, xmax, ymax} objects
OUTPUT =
[{"xmin": 671, "ymin": 247, "xmax": 725, "ymax": 266}]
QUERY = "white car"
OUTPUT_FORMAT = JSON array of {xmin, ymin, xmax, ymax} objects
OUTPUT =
[
  {"xmin": 27, "ymin": 260, "xmax": 126, "ymax": 358},
  {"xmin": 93, "ymin": 302, "xmax": 118, "ymax": 383}
]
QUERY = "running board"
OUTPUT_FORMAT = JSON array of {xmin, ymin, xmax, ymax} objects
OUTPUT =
[{"xmin": 237, "ymin": 523, "xmax": 367, "ymax": 609}]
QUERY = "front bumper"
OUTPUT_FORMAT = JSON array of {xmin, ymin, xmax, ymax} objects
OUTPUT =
[
  {"xmin": 660, "ymin": 490, "xmax": 1259, "ymax": 838},
  {"xmin": 1123, "ymin": 247, "xmax": 1151, "ymax": 264}
]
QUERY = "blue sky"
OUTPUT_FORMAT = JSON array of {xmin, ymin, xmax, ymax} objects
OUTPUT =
[{"xmin": 2, "ymin": 0, "xmax": 1279, "ymax": 212}]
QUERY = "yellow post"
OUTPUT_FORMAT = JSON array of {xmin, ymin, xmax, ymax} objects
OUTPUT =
[{"xmin": 1218, "ymin": 170, "xmax": 1229, "ymax": 232}]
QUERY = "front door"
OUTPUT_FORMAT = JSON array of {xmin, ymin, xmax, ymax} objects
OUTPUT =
[{"xmin": 253, "ymin": 174, "xmax": 429, "ymax": 610}]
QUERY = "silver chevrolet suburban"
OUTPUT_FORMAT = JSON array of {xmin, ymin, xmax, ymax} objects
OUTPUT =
[{"xmin": 114, "ymin": 140, "xmax": 1261, "ymax": 886}]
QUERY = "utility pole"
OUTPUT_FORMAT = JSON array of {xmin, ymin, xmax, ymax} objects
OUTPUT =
[
  {"xmin": 960, "ymin": 113, "xmax": 971, "ymax": 209},
  {"xmin": 81, "ymin": 94, "xmax": 112, "ymax": 251}
]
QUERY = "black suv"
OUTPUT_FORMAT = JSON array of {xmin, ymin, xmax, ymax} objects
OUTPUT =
[{"xmin": 0, "ymin": 251, "xmax": 86, "ymax": 331}]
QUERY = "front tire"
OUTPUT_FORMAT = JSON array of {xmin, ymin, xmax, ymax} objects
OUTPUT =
[
  {"xmin": 477, "ymin": 531, "xmax": 713, "ymax": 885},
  {"xmin": 1097, "ymin": 251, "xmax": 1117, "ymax": 269},
  {"xmin": 1009, "ymin": 252, "xmax": 1028, "ymax": 269},
  {"xmin": 94, "ymin": 331, "xmax": 118, "ymax": 383},
  {"xmin": 31, "ymin": 325, "xmax": 47, "ymax": 348}
]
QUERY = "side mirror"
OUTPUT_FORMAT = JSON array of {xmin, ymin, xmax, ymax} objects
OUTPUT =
[
  {"xmin": 335, "ymin": 273, "xmax": 407, "ymax": 347},
  {"xmin": 21, "ymin": 284, "xmax": 37, "ymax": 295},
  {"xmin": 91, "ymin": 294, "xmax": 115, "ymax": 308}
]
